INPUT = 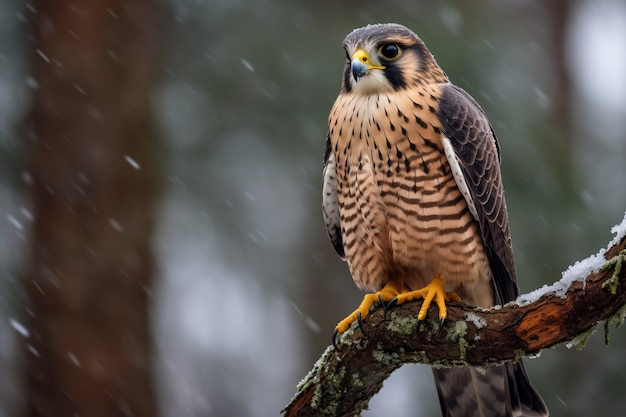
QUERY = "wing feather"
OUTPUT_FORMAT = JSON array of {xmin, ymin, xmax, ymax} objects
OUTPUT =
[
  {"xmin": 437, "ymin": 84, "xmax": 518, "ymax": 304},
  {"xmin": 322, "ymin": 135, "xmax": 345, "ymax": 259}
]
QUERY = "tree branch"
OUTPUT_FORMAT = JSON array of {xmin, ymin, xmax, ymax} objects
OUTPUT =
[{"xmin": 283, "ymin": 217, "xmax": 626, "ymax": 417}]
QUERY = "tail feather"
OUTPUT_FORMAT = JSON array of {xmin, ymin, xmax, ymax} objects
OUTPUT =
[
  {"xmin": 433, "ymin": 362, "xmax": 548, "ymax": 417},
  {"xmin": 510, "ymin": 362, "xmax": 548, "ymax": 417}
]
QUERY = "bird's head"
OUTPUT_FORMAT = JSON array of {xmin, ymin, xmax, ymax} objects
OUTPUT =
[{"xmin": 340, "ymin": 23, "xmax": 447, "ymax": 95}]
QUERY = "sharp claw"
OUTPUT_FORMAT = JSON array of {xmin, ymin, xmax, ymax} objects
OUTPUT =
[
  {"xmin": 356, "ymin": 312, "xmax": 366, "ymax": 336},
  {"xmin": 332, "ymin": 328, "xmax": 341, "ymax": 350},
  {"xmin": 383, "ymin": 296, "xmax": 399, "ymax": 320},
  {"xmin": 378, "ymin": 295, "xmax": 388, "ymax": 319},
  {"xmin": 416, "ymin": 319, "xmax": 423, "ymax": 332},
  {"xmin": 436, "ymin": 318, "xmax": 445, "ymax": 336}
]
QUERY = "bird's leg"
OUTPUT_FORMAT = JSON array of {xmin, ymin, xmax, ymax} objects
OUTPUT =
[
  {"xmin": 333, "ymin": 277, "xmax": 461, "ymax": 346},
  {"xmin": 335, "ymin": 281, "xmax": 401, "ymax": 335},
  {"xmin": 391, "ymin": 275, "xmax": 461, "ymax": 323}
]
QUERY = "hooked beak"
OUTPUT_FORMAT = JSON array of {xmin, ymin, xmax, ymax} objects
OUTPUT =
[
  {"xmin": 350, "ymin": 49, "xmax": 384, "ymax": 82},
  {"xmin": 351, "ymin": 59, "xmax": 369, "ymax": 81}
]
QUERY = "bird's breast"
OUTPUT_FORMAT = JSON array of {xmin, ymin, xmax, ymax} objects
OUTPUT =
[{"xmin": 329, "ymin": 89, "xmax": 490, "ymax": 300}]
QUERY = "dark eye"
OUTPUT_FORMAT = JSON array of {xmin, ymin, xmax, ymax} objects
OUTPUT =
[{"xmin": 379, "ymin": 43, "xmax": 400, "ymax": 60}]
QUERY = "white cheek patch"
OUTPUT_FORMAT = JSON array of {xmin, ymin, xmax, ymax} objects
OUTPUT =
[
  {"xmin": 442, "ymin": 135, "xmax": 479, "ymax": 221},
  {"xmin": 352, "ymin": 70, "xmax": 394, "ymax": 94}
]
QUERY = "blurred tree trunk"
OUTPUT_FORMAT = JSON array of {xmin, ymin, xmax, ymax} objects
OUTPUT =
[
  {"xmin": 546, "ymin": 0, "xmax": 573, "ymax": 173},
  {"xmin": 22, "ymin": 1, "xmax": 160, "ymax": 416}
]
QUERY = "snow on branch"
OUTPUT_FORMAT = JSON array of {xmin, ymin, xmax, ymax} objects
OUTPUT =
[{"xmin": 283, "ymin": 213, "xmax": 626, "ymax": 417}]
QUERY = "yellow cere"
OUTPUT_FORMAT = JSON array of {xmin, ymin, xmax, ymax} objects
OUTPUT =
[{"xmin": 351, "ymin": 49, "xmax": 385, "ymax": 70}]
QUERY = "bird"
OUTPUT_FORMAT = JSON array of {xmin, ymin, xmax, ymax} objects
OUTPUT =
[{"xmin": 322, "ymin": 23, "xmax": 548, "ymax": 417}]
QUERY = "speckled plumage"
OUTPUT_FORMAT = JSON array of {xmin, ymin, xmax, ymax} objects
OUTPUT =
[{"xmin": 322, "ymin": 24, "xmax": 548, "ymax": 417}]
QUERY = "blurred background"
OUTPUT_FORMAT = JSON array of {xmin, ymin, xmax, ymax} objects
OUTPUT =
[{"xmin": 1, "ymin": 0, "xmax": 625, "ymax": 416}]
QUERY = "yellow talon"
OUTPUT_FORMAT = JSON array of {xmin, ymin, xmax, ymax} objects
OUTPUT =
[
  {"xmin": 395, "ymin": 276, "xmax": 461, "ymax": 321},
  {"xmin": 335, "ymin": 281, "xmax": 401, "ymax": 334},
  {"xmin": 334, "ymin": 276, "xmax": 461, "ymax": 341}
]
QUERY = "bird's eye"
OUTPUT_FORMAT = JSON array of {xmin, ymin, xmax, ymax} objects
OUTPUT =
[{"xmin": 379, "ymin": 43, "xmax": 400, "ymax": 60}]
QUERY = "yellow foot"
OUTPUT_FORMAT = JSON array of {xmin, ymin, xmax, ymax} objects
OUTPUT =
[
  {"xmin": 333, "ymin": 276, "xmax": 461, "ymax": 347},
  {"xmin": 395, "ymin": 276, "xmax": 461, "ymax": 321},
  {"xmin": 335, "ymin": 281, "xmax": 401, "ymax": 335}
]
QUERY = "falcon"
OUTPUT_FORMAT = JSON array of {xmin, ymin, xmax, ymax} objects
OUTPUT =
[{"xmin": 322, "ymin": 23, "xmax": 548, "ymax": 417}]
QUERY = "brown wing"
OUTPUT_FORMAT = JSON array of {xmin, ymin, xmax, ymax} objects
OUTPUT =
[
  {"xmin": 322, "ymin": 135, "xmax": 345, "ymax": 258},
  {"xmin": 437, "ymin": 84, "xmax": 518, "ymax": 304},
  {"xmin": 435, "ymin": 84, "xmax": 548, "ymax": 417}
]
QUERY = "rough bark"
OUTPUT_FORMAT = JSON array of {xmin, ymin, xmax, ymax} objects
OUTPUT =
[
  {"xmin": 22, "ymin": 1, "xmax": 160, "ymax": 416},
  {"xmin": 283, "ymin": 225, "xmax": 626, "ymax": 417}
]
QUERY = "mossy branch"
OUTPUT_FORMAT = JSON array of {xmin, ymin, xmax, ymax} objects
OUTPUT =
[{"xmin": 283, "ymin": 226, "xmax": 626, "ymax": 417}]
